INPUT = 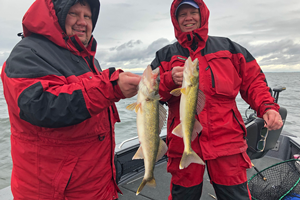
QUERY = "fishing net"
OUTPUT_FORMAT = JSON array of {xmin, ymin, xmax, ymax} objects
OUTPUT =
[{"xmin": 248, "ymin": 159, "xmax": 300, "ymax": 200}]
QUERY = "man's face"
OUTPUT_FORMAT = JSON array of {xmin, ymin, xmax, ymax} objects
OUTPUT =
[
  {"xmin": 177, "ymin": 5, "xmax": 201, "ymax": 33},
  {"xmin": 65, "ymin": 2, "xmax": 92, "ymax": 47}
]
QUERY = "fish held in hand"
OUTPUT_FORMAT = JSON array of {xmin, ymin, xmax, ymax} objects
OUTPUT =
[
  {"xmin": 170, "ymin": 57, "xmax": 206, "ymax": 169},
  {"xmin": 126, "ymin": 65, "xmax": 167, "ymax": 195}
]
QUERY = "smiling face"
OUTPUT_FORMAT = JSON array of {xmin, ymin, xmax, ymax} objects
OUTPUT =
[
  {"xmin": 65, "ymin": 2, "xmax": 92, "ymax": 47},
  {"xmin": 177, "ymin": 4, "xmax": 201, "ymax": 33}
]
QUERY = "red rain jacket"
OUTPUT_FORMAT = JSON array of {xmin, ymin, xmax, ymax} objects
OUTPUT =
[
  {"xmin": 151, "ymin": 0, "xmax": 280, "ymax": 161},
  {"xmin": 1, "ymin": 0, "xmax": 123, "ymax": 199}
]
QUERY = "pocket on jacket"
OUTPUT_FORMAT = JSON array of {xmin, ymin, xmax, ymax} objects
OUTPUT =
[
  {"xmin": 53, "ymin": 155, "xmax": 79, "ymax": 199},
  {"xmin": 240, "ymin": 151, "xmax": 252, "ymax": 169},
  {"xmin": 171, "ymin": 56, "xmax": 187, "ymax": 69},
  {"xmin": 205, "ymin": 52, "xmax": 241, "ymax": 98}
]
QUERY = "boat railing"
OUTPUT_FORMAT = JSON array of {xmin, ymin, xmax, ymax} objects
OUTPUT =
[{"xmin": 118, "ymin": 136, "xmax": 139, "ymax": 149}]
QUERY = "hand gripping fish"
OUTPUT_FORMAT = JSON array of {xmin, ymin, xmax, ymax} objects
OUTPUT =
[
  {"xmin": 126, "ymin": 65, "xmax": 167, "ymax": 195},
  {"xmin": 170, "ymin": 57, "xmax": 206, "ymax": 169}
]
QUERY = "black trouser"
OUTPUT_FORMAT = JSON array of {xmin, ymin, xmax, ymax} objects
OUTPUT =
[
  {"xmin": 171, "ymin": 181, "xmax": 251, "ymax": 200},
  {"xmin": 171, "ymin": 183, "xmax": 203, "ymax": 200}
]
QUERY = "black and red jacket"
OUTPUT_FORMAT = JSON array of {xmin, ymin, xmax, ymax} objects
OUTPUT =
[
  {"xmin": 151, "ymin": 0, "xmax": 280, "ymax": 160},
  {"xmin": 1, "ymin": 0, "xmax": 123, "ymax": 198}
]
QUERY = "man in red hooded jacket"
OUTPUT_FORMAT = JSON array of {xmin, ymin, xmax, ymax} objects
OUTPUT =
[
  {"xmin": 1, "ymin": 0, "xmax": 141, "ymax": 199},
  {"xmin": 151, "ymin": 0, "xmax": 283, "ymax": 199}
]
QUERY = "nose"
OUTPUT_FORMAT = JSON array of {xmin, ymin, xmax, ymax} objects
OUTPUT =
[
  {"xmin": 76, "ymin": 15, "xmax": 87, "ymax": 26},
  {"xmin": 185, "ymin": 13, "xmax": 193, "ymax": 20}
]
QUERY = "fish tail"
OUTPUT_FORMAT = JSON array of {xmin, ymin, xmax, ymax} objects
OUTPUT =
[
  {"xmin": 179, "ymin": 151, "xmax": 205, "ymax": 169},
  {"xmin": 136, "ymin": 178, "xmax": 156, "ymax": 195}
]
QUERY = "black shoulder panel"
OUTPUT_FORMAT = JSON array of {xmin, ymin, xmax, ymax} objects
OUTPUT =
[
  {"xmin": 94, "ymin": 58, "xmax": 102, "ymax": 72},
  {"xmin": 18, "ymin": 82, "xmax": 91, "ymax": 128},
  {"xmin": 5, "ymin": 34, "xmax": 91, "ymax": 78},
  {"xmin": 151, "ymin": 41, "xmax": 189, "ymax": 69},
  {"xmin": 203, "ymin": 36, "xmax": 255, "ymax": 63}
]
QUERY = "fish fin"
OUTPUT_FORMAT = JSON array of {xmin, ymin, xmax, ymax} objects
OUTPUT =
[
  {"xmin": 196, "ymin": 89, "xmax": 206, "ymax": 115},
  {"xmin": 156, "ymin": 139, "xmax": 168, "ymax": 162},
  {"xmin": 135, "ymin": 103, "xmax": 142, "ymax": 113},
  {"xmin": 179, "ymin": 151, "xmax": 205, "ymax": 169},
  {"xmin": 158, "ymin": 103, "xmax": 167, "ymax": 134},
  {"xmin": 170, "ymin": 88, "xmax": 182, "ymax": 96},
  {"xmin": 144, "ymin": 65, "xmax": 152, "ymax": 81},
  {"xmin": 191, "ymin": 120, "xmax": 203, "ymax": 141},
  {"xmin": 132, "ymin": 146, "xmax": 144, "ymax": 160},
  {"xmin": 172, "ymin": 123, "xmax": 183, "ymax": 138},
  {"xmin": 181, "ymin": 87, "xmax": 188, "ymax": 95},
  {"xmin": 152, "ymin": 67, "xmax": 160, "ymax": 75},
  {"xmin": 146, "ymin": 178, "xmax": 156, "ymax": 187},
  {"xmin": 153, "ymin": 93, "xmax": 161, "ymax": 101},
  {"xmin": 136, "ymin": 178, "xmax": 156, "ymax": 195},
  {"xmin": 126, "ymin": 102, "xmax": 137, "ymax": 111},
  {"xmin": 151, "ymin": 66, "xmax": 160, "ymax": 81}
]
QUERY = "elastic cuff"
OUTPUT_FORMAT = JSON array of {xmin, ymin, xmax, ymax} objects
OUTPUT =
[
  {"xmin": 258, "ymin": 104, "xmax": 279, "ymax": 118},
  {"xmin": 110, "ymin": 69, "xmax": 125, "ymax": 99}
]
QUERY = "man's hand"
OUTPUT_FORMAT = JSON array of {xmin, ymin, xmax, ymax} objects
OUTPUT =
[
  {"xmin": 263, "ymin": 109, "xmax": 283, "ymax": 131},
  {"xmin": 172, "ymin": 66, "xmax": 184, "ymax": 85},
  {"xmin": 117, "ymin": 72, "xmax": 141, "ymax": 98}
]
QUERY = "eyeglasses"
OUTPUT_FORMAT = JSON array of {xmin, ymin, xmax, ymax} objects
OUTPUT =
[{"xmin": 257, "ymin": 127, "xmax": 269, "ymax": 152}]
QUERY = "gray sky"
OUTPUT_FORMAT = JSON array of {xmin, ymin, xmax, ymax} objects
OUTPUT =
[{"xmin": 1, "ymin": 0, "xmax": 300, "ymax": 72}]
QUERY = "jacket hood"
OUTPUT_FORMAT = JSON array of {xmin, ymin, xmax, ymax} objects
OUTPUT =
[
  {"xmin": 53, "ymin": 0, "xmax": 100, "ymax": 33},
  {"xmin": 22, "ymin": 0, "xmax": 100, "ymax": 51},
  {"xmin": 171, "ymin": 0, "xmax": 210, "ymax": 51}
]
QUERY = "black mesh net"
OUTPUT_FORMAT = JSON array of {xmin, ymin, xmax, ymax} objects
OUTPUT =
[{"xmin": 248, "ymin": 159, "xmax": 300, "ymax": 200}]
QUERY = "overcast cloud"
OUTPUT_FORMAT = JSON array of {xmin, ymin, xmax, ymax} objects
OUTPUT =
[{"xmin": 0, "ymin": 0, "xmax": 299, "ymax": 72}]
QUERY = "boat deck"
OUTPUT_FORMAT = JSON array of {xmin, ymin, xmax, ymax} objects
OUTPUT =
[
  {"xmin": 118, "ymin": 156, "xmax": 282, "ymax": 200},
  {"xmin": 1, "ymin": 133, "xmax": 296, "ymax": 199}
]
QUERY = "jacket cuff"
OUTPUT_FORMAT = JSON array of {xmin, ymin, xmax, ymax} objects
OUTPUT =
[
  {"xmin": 109, "ymin": 69, "xmax": 126, "ymax": 99},
  {"xmin": 257, "ymin": 103, "xmax": 280, "ymax": 118}
]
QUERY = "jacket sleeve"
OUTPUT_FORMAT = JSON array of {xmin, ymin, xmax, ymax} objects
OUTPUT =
[
  {"xmin": 2, "ymin": 43, "xmax": 125, "ymax": 128},
  {"xmin": 151, "ymin": 51, "xmax": 179, "ymax": 103},
  {"xmin": 237, "ymin": 46, "xmax": 280, "ymax": 118}
]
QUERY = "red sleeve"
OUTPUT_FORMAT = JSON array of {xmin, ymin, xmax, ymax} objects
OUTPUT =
[{"xmin": 238, "ymin": 57, "xmax": 280, "ymax": 118}]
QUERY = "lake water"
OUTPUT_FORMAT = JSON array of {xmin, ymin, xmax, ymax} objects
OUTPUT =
[{"xmin": 0, "ymin": 72, "xmax": 299, "ymax": 189}]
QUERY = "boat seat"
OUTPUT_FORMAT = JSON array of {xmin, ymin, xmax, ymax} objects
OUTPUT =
[{"xmin": 246, "ymin": 107, "xmax": 287, "ymax": 160}]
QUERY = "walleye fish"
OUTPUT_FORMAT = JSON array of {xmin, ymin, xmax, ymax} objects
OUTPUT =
[
  {"xmin": 126, "ymin": 65, "xmax": 167, "ymax": 195},
  {"xmin": 170, "ymin": 57, "xmax": 206, "ymax": 169}
]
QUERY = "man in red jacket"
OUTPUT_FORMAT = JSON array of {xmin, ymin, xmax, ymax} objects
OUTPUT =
[
  {"xmin": 1, "ymin": 0, "xmax": 140, "ymax": 199},
  {"xmin": 151, "ymin": 0, "xmax": 283, "ymax": 199}
]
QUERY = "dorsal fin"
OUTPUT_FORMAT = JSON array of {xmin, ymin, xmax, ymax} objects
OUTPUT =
[
  {"xmin": 196, "ymin": 89, "xmax": 205, "ymax": 115},
  {"xmin": 158, "ymin": 103, "xmax": 167, "ymax": 134}
]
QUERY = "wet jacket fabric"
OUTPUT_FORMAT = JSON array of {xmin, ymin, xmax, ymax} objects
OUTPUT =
[
  {"xmin": 1, "ymin": 0, "xmax": 123, "ymax": 199},
  {"xmin": 151, "ymin": 0, "xmax": 280, "ymax": 161}
]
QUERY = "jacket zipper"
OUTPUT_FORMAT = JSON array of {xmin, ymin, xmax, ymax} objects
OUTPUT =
[
  {"xmin": 169, "ymin": 117, "xmax": 175, "ymax": 130},
  {"xmin": 205, "ymin": 66, "xmax": 215, "ymax": 88},
  {"xmin": 106, "ymin": 108, "xmax": 119, "ymax": 194},
  {"xmin": 83, "ymin": 56, "xmax": 96, "ymax": 73},
  {"xmin": 65, "ymin": 173, "xmax": 72, "ymax": 189},
  {"xmin": 232, "ymin": 110, "xmax": 246, "ymax": 139}
]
